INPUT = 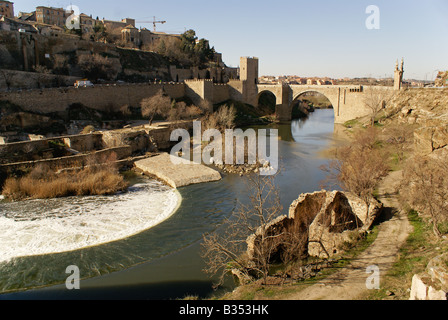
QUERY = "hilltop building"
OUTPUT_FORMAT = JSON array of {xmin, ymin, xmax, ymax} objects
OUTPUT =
[
  {"xmin": 0, "ymin": 1, "xmax": 13, "ymax": 18},
  {"xmin": 36, "ymin": 6, "xmax": 74, "ymax": 28},
  {"xmin": 102, "ymin": 18, "xmax": 135, "ymax": 34}
]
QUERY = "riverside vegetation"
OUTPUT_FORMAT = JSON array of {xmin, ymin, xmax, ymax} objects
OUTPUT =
[
  {"xmin": 1, "ymin": 153, "xmax": 129, "ymax": 201},
  {"xmin": 203, "ymin": 88, "xmax": 448, "ymax": 300}
]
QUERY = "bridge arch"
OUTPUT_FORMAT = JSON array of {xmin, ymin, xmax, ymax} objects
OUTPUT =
[
  {"xmin": 291, "ymin": 89, "xmax": 338, "ymax": 121},
  {"xmin": 257, "ymin": 90, "xmax": 277, "ymax": 115}
]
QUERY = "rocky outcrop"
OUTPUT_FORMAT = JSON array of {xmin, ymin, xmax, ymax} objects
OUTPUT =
[
  {"xmin": 246, "ymin": 190, "xmax": 383, "ymax": 262},
  {"xmin": 290, "ymin": 191, "xmax": 381, "ymax": 259},
  {"xmin": 414, "ymin": 125, "xmax": 448, "ymax": 155},
  {"xmin": 410, "ymin": 253, "xmax": 448, "ymax": 300},
  {"xmin": 101, "ymin": 128, "xmax": 157, "ymax": 154}
]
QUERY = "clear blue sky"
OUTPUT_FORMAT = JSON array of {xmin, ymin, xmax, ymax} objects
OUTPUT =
[{"xmin": 14, "ymin": 0, "xmax": 448, "ymax": 80}]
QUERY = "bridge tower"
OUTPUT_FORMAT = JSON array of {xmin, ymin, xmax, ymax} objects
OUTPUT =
[
  {"xmin": 394, "ymin": 58, "xmax": 404, "ymax": 90},
  {"xmin": 240, "ymin": 57, "xmax": 259, "ymax": 106}
]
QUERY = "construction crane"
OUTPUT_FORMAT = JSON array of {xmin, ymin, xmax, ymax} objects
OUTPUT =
[{"xmin": 136, "ymin": 16, "xmax": 166, "ymax": 32}]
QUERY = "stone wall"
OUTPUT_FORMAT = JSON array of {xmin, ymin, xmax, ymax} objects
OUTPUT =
[
  {"xmin": 0, "ymin": 82, "xmax": 186, "ymax": 114},
  {"xmin": 184, "ymin": 79, "xmax": 215, "ymax": 108},
  {"xmin": 212, "ymin": 83, "xmax": 230, "ymax": 104},
  {"xmin": 0, "ymin": 133, "xmax": 103, "ymax": 163},
  {"xmin": 0, "ymin": 145, "xmax": 132, "ymax": 178}
]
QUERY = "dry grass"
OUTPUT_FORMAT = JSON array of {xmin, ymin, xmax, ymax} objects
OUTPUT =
[{"xmin": 2, "ymin": 161, "xmax": 129, "ymax": 201}]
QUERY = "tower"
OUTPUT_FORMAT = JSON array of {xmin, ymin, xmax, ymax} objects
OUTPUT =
[
  {"xmin": 394, "ymin": 58, "xmax": 404, "ymax": 90},
  {"xmin": 239, "ymin": 57, "xmax": 259, "ymax": 106},
  {"xmin": 240, "ymin": 57, "xmax": 259, "ymax": 85}
]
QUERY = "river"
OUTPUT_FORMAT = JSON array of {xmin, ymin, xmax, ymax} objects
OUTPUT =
[{"xmin": 0, "ymin": 108, "xmax": 338, "ymax": 300}]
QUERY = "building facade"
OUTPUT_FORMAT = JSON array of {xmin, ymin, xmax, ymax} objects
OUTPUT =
[
  {"xmin": 36, "ymin": 6, "xmax": 73, "ymax": 28},
  {"xmin": 0, "ymin": 1, "xmax": 14, "ymax": 18}
]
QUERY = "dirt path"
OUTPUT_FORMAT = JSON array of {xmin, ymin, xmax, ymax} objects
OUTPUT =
[{"xmin": 285, "ymin": 170, "xmax": 413, "ymax": 300}]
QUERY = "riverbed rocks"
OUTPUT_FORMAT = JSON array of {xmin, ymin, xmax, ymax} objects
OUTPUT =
[{"xmin": 414, "ymin": 125, "xmax": 448, "ymax": 155}]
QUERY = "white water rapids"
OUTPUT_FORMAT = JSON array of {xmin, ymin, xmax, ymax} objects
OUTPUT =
[{"xmin": 0, "ymin": 180, "xmax": 181, "ymax": 264}]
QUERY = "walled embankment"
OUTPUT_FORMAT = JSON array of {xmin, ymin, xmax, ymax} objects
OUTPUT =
[
  {"xmin": 0, "ymin": 122, "xmax": 185, "ymax": 187},
  {"xmin": 0, "ymin": 82, "xmax": 186, "ymax": 115}
]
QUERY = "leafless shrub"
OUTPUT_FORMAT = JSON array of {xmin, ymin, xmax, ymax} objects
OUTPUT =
[
  {"xmin": 78, "ymin": 54, "xmax": 119, "ymax": 82},
  {"xmin": 2, "ymin": 153, "xmax": 127, "ymax": 201},
  {"xmin": 201, "ymin": 174, "xmax": 284, "ymax": 288},
  {"xmin": 383, "ymin": 124, "xmax": 415, "ymax": 164},
  {"xmin": 202, "ymin": 105, "xmax": 236, "ymax": 132},
  {"xmin": 364, "ymin": 87, "xmax": 395, "ymax": 126},
  {"xmin": 321, "ymin": 128, "xmax": 390, "ymax": 225},
  {"xmin": 140, "ymin": 90, "xmax": 172, "ymax": 125},
  {"xmin": 400, "ymin": 156, "xmax": 448, "ymax": 238}
]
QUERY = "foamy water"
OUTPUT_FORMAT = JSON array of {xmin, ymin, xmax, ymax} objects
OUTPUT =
[{"xmin": 0, "ymin": 180, "xmax": 181, "ymax": 264}]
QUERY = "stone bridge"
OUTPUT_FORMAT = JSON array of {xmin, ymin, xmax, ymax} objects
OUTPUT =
[
  {"xmin": 233, "ymin": 56, "xmax": 402, "ymax": 124},
  {"xmin": 0, "ymin": 56, "xmax": 402, "ymax": 126},
  {"xmin": 253, "ymin": 84, "xmax": 395, "ymax": 124}
]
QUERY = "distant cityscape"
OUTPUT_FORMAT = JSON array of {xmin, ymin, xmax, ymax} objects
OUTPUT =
[{"xmin": 258, "ymin": 74, "xmax": 436, "ymax": 88}]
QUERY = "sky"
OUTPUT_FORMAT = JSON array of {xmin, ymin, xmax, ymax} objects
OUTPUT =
[{"xmin": 13, "ymin": 0, "xmax": 448, "ymax": 80}]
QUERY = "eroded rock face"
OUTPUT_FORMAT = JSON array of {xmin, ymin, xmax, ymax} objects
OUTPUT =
[
  {"xmin": 414, "ymin": 125, "xmax": 448, "ymax": 155},
  {"xmin": 101, "ymin": 129, "xmax": 157, "ymax": 154},
  {"xmin": 246, "ymin": 190, "xmax": 383, "ymax": 262},
  {"xmin": 410, "ymin": 253, "xmax": 448, "ymax": 300}
]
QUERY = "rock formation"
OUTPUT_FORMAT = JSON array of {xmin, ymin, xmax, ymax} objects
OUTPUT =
[
  {"xmin": 410, "ymin": 253, "xmax": 448, "ymax": 300},
  {"xmin": 246, "ymin": 190, "xmax": 383, "ymax": 262}
]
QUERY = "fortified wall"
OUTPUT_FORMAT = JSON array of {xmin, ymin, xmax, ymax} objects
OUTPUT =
[
  {"xmin": 0, "ymin": 82, "xmax": 186, "ymax": 114},
  {"xmin": 0, "ymin": 79, "xmax": 242, "ymax": 116}
]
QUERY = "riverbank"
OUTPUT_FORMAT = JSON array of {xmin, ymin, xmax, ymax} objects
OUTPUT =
[
  {"xmin": 221, "ymin": 89, "xmax": 448, "ymax": 301},
  {"xmin": 216, "ymin": 111, "xmax": 409, "ymax": 300},
  {"xmin": 219, "ymin": 170, "xmax": 410, "ymax": 300}
]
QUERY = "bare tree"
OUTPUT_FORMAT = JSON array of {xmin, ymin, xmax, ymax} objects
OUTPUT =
[
  {"xmin": 140, "ymin": 90, "xmax": 172, "ymax": 125},
  {"xmin": 383, "ymin": 123, "xmax": 415, "ymax": 165},
  {"xmin": 202, "ymin": 105, "xmax": 236, "ymax": 133},
  {"xmin": 321, "ymin": 128, "xmax": 390, "ymax": 225},
  {"xmin": 201, "ymin": 174, "xmax": 284, "ymax": 288},
  {"xmin": 401, "ymin": 156, "xmax": 448, "ymax": 238},
  {"xmin": 364, "ymin": 87, "xmax": 394, "ymax": 126}
]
